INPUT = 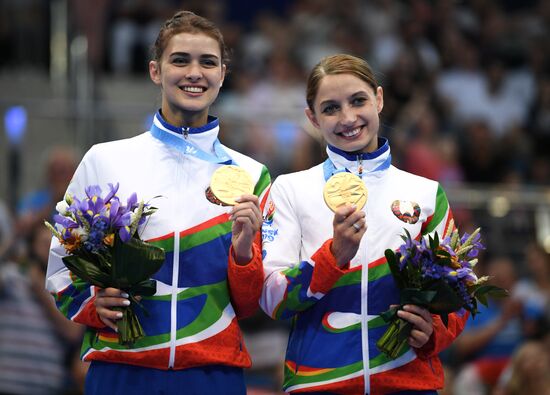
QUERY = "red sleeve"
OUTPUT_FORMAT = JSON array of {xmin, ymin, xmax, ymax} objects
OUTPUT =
[
  {"xmin": 310, "ymin": 239, "xmax": 350, "ymax": 294},
  {"xmin": 73, "ymin": 295, "xmax": 106, "ymax": 329},
  {"xmin": 415, "ymin": 310, "xmax": 470, "ymax": 359},
  {"xmin": 227, "ymin": 243, "xmax": 263, "ymax": 319}
]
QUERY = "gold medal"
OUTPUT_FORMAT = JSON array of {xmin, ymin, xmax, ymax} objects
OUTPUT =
[
  {"xmin": 323, "ymin": 172, "xmax": 368, "ymax": 212},
  {"xmin": 210, "ymin": 165, "xmax": 254, "ymax": 206}
]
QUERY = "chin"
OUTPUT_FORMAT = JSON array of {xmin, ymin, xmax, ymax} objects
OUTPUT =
[{"xmin": 339, "ymin": 140, "xmax": 369, "ymax": 153}]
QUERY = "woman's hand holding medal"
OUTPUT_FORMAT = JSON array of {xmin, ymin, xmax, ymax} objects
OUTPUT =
[
  {"xmin": 211, "ymin": 165, "xmax": 262, "ymax": 265},
  {"xmin": 323, "ymin": 172, "xmax": 368, "ymax": 267}
]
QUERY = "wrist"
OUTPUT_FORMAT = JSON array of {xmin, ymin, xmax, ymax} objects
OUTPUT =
[
  {"xmin": 232, "ymin": 248, "xmax": 253, "ymax": 266},
  {"xmin": 329, "ymin": 242, "xmax": 348, "ymax": 268}
]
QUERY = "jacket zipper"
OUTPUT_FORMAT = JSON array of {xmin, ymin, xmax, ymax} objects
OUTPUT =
[{"xmin": 168, "ymin": 152, "xmax": 184, "ymax": 368}]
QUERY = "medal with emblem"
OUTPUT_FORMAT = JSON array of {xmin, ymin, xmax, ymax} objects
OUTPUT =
[
  {"xmin": 210, "ymin": 165, "xmax": 254, "ymax": 206},
  {"xmin": 323, "ymin": 172, "xmax": 368, "ymax": 212}
]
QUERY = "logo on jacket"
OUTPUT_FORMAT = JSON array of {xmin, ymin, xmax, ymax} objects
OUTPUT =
[
  {"xmin": 262, "ymin": 200, "xmax": 279, "ymax": 243},
  {"xmin": 205, "ymin": 186, "xmax": 230, "ymax": 206},
  {"xmin": 263, "ymin": 200, "xmax": 275, "ymax": 225},
  {"xmin": 391, "ymin": 200, "xmax": 421, "ymax": 224}
]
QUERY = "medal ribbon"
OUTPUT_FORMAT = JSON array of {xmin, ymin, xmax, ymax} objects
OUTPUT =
[
  {"xmin": 323, "ymin": 154, "xmax": 391, "ymax": 181},
  {"xmin": 150, "ymin": 117, "xmax": 234, "ymax": 165}
]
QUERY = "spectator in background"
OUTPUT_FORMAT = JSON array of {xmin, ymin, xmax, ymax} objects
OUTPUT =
[
  {"xmin": 108, "ymin": 0, "xmax": 177, "ymax": 74},
  {"xmin": 0, "ymin": 200, "xmax": 12, "ymax": 260},
  {"xmin": 514, "ymin": 242, "xmax": 550, "ymax": 338},
  {"xmin": 16, "ymin": 146, "xmax": 78, "ymax": 239},
  {"xmin": 452, "ymin": 256, "xmax": 539, "ymax": 395},
  {"xmin": 493, "ymin": 339, "xmax": 550, "ymax": 395},
  {"xmin": 458, "ymin": 120, "xmax": 502, "ymax": 184},
  {"xmin": 0, "ymin": 221, "xmax": 84, "ymax": 394}
]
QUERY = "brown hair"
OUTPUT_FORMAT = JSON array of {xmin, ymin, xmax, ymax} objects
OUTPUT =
[
  {"xmin": 152, "ymin": 10, "xmax": 229, "ymax": 65},
  {"xmin": 306, "ymin": 54, "xmax": 378, "ymax": 111}
]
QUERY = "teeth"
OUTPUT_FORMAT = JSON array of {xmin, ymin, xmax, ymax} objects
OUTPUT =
[
  {"xmin": 182, "ymin": 86, "xmax": 204, "ymax": 93},
  {"xmin": 341, "ymin": 127, "xmax": 361, "ymax": 137}
]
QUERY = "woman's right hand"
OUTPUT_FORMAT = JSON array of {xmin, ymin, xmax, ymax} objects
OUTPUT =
[
  {"xmin": 331, "ymin": 204, "xmax": 366, "ymax": 267},
  {"xmin": 94, "ymin": 287, "xmax": 130, "ymax": 331}
]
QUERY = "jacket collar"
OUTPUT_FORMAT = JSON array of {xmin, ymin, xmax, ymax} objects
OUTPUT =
[
  {"xmin": 326, "ymin": 137, "xmax": 391, "ymax": 177},
  {"xmin": 152, "ymin": 110, "xmax": 220, "ymax": 154}
]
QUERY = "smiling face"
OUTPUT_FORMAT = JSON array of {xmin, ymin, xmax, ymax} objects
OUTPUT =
[
  {"xmin": 306, "ymin": 73, "xmax": 383, "ymax": 153},
  {"xmin": 149, "ymin": 32, "xmax": 226, "ymax": 127}
]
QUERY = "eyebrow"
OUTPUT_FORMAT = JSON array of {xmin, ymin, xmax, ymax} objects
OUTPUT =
[
  {"xmin": 169, "ymin": 52, "xmax": 220, "ymax": 60},
  {"xmin": 319, "ymin": 91, "xmax": 367, "ymax": 107}
]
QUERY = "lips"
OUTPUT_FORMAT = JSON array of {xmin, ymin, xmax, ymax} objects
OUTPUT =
[
  {"xmin": 337, "ymin": 126, "xmax": 363, "ymax": 138},
  {"xmin": 180, "ymin": 85, "xmax": 206, "ymax": 93}
]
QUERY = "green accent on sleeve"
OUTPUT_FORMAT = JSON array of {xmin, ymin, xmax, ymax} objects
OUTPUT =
[
  {"xmin": 254, "ymin": 166, "xmax": 271, "ymax": 196},
  {"xmin": 274, "ymin": 284, "xmax": 316, "ymax": 320},
  {"xmin": 423, "ymin": 184, "xmax": 449, "ymax": 235}
]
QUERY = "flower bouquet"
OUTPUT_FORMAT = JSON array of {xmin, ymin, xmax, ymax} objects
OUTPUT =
[
  {"xmin": 45, "ymin": 183, "xmax": 165, "ymax": 346},
  {"xmin": 376, "ymin": 221, "xmax": 507, "ymax": 359}
]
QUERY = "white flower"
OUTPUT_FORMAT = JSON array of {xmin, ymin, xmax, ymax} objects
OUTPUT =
[
  {"xmin": 56, "ymin": 200, "xmax": 70, "ymax": 215},
  {"xmin": 73, "ymin": 226, "xmax": 88, "ymax": 241}
]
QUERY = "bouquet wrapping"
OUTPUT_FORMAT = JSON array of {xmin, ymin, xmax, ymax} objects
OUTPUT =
[
  {"xmin": 45, "ymin": 183, "xmax": 165, "ymax": 346},
  {"xmin": 376, "ymin": 221, "xmax": 507, "ymax": 359}
]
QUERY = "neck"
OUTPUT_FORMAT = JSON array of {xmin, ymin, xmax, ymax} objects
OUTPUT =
[{"xmin": 161, "ymin": 106, "xmax": 209, "ymax": 128}]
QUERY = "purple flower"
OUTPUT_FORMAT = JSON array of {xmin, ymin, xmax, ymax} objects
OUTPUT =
[
  {"xmin": 104, "ymin": 183, "xmax": 120, "ymax": 203},
  {"xmin": 53, "ymin": 214, "xmax": 78, "ymax": 230},
  {"xmin": 126, "ymin": 193, "xmax": 138, "ymax": 210},
  {"xmin": 47, "ymin": 183, "xmax": 157, "ymax": 254}
]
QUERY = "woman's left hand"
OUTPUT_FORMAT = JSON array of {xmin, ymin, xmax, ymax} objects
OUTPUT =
[
  {"xmin": 397, "ymin": 304, "xmax": 434, "ymax": 349},
  {"xmin": 230, "ymin": 194, "xmax": 262, "ymax": 265}
]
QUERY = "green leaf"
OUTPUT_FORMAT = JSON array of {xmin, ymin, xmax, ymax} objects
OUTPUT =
[
  {"xmin": 472, "ymin": 284, "xmax": 508, "ymax": 307},
  {"xmin": 379, "ymin": 305, "xmax": 399, "ymax": 323},
  {"xmin": 400, "ymin": 288, "xmax": 437, "ymax": 306},
  {"xmin": 424, "ymin": 280, "xmax": 465, "ymax": 314},
  {"xmin": 385, "ymin": 249, "xmax": 405, "ymax": 289},
  {"xmin": 430, "ymin": 232, "xmax": 440, "ymax": 250},
  {"xmin": 62, "ymin": 255, "xmax": 111, "ymax": 288},
  {"xmin": 130, "ymin": 279, "xmax": 158, "ymax": 297},
  {"xmin": 111, "ymin": 237, "xmax": 165, "ymax": 290}
]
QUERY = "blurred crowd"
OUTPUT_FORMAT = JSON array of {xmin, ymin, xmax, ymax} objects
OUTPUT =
[{"xmin": 0, "ymin": 0, "xmax": 549, "ymax": 394}]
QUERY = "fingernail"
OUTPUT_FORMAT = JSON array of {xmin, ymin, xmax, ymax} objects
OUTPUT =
[
  {"xmin": 234, "ymin": 196, "xmax": 243, "ymax": 203},
  {"xmin": 122, "ymin": 299, "xmax": 131, "ymax": 306},
  {"xmin": 116, "ymin": 312, "xmax": 123, "ymax": 318},
  {"xmin": 121, "ymin": 292, "xmax": 129, "ymax": 298}
]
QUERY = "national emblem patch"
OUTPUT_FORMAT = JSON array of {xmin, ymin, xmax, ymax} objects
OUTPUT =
[{"xmin": 391, "ymin": 200, "xmax": 421, "ymax": 224}]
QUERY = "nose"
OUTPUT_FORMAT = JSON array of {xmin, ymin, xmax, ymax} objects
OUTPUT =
[
  {"xmin": 339, "ymin": 105, "xmax": 357, "ymax": 126},
  {"xmin": 186, "ymin": 61, "xmax": 203, "ymax": 82}
]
